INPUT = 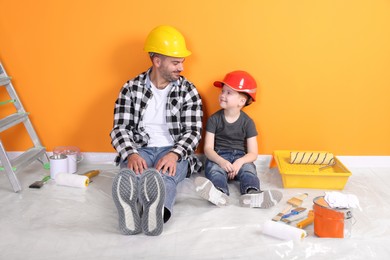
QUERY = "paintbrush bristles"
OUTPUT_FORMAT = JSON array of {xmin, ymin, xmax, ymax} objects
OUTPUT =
[{"xmin": 287, "ymin": 193, "xmax": 308, "ymax": 207}]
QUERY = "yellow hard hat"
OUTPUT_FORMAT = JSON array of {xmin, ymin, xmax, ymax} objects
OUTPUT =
[{"xmin": 144, "ymin": 25, "xmax": 191, "ymax": 58}]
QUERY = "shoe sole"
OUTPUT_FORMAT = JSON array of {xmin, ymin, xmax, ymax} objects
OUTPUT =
[
  {"xmin": 139, "ymin": 169, "xmax": 165, "ymax": 236},
  {"xmin": 112, "ymin": 169, "xmax": 141, "ymax": 235},
  {"xmin": 239, "ymin": 190, "xmax": 283, "ymax": 208},
  {"xmin": 194, "ymin": 177, "xmax": 229, "ymax": 206}
]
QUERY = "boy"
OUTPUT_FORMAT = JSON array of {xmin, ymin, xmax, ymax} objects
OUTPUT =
[{"xmin": 195, "ymin": 70, "xmax": 282, "ymax": 208}]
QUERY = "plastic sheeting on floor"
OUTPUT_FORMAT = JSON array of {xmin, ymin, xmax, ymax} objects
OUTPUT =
[{"xmin": 1, "ymin": 159, "xmax": 390, "ymax": 259}]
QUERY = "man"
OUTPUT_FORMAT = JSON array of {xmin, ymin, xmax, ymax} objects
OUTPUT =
[{"xmin": 110, "ymin": 25, "xmax": 203, "ymax": 236}]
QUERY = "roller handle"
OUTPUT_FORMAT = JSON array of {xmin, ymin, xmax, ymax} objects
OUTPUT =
[
  {"xmin": 82, "ymin": 170, "xmax": 100, "ymax": 179},
  {"xmin": 296, "ymin": 210, "xmax": 314, "ymax": 229}
]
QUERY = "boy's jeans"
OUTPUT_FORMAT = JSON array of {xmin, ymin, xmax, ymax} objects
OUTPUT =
[
  {"xmin": 205, "ymin": 149, "xmax": 260, "ymax": 195},
  {"xmin": 120, "ymin": 146, "xmax": 188, "ymax": 221}
]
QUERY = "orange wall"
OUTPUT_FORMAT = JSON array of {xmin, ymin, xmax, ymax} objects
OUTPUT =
[{"xmin": 1, "ymin": 0, "xmax": 389, "ymax": 155}]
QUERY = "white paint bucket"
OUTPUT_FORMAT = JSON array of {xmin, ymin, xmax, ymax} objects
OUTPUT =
[
  {"xmin": 67, "ymin": 152, "xmax": 78, "ymax": 174},
  {"xmin": 50, "ymin": 154, "xmax": 68, "ymax": 180},
  {"xmin": 53, "ymin": 146, "xmax": 81, "ymax": 174}
]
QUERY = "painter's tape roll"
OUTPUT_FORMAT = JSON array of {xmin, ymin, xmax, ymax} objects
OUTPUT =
[
  {"xmin": 290, "ymin": 151, "xmax": 335, "ymax": 165},
  {"xmin": 55, "ymin": 173, "xmax": 89, "ymax": 188},
  {"xmin": 262, "ymin": 220, "xmax": 307, "ymax": 241}
]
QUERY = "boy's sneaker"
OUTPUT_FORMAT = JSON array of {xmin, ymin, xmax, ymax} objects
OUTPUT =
[
  {"xmin": 239, "ymin": 190, "xmax": 283, "ymax": 208},
  {"xmin": 194, "ymin": 176, "xmax": 229, "ymax": 206},
  {"xmin": 112, "ymin": 168, "xmax": 142, "ymax": 235},
  {"xmin": 139, "ymin": 169, "xmax": 165, "ymax": 236}
]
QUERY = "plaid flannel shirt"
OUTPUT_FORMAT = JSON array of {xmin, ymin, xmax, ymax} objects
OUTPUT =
[{"xmin": 110, "ymin": 68, "xmax": 203, "ymax": 175}]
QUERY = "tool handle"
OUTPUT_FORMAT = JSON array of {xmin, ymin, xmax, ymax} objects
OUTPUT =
[
  {"xmin": 278, "ymin": 205, "xmax": 293, "ymax": 216},
  {"xmin": 296, "ymin": 193, "xmax": 308, "ymax": 200},
  {"xmin": 282, "ymin": 212, "xmax": 295, "ymax": 219},
  {"xmin": 282, "ymin": 207, "xmax": 306, "ymax": 219},
  {"xmin": 272, "ymin": 205, "xmax": 293, "ymax": 221},
  {"xmin": 83, "ymin": 170, "xmax": 100, "ymax": 179},
  {"xmin": 282, "ymin": 211, "xmax": 299, "ymax": 219},
  {"xmin": 296, "ymin": 210, "xmax": 314, "ymax": 229}
]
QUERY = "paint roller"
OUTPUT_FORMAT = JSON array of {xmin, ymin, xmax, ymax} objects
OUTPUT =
[
  {"xmin": 55, "ymin": 170, "xmax": 100, "ymax": 188},
  {"xmin": 56, "ymin": 173, "xmax": 89, "ymax": 188},
  {"xmin": 290, "ymin": 151, "xmax": 335, "ymax": 166},
  {"xmin": 262, "ymin": 220, "xmax": 307, "ymax": 241}
]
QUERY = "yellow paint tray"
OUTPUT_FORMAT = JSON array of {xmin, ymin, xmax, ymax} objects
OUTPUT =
[{"xmin": 272, "ymin": 150, "xmax": 352, "ymax": 190}]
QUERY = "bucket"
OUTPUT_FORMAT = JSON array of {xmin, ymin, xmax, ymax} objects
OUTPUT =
[
  {"xmin": 66, "ymin": 152, "xmax": 78, "ymax": 174},
  {"xmin": 313, "ymin": 196, "xmax": 353, "ymax": 238},
  {"xmin": 53, "ymin": 146, "xmax": 82, "ymax": 174},
  {"xmin": 50, "ymin": 154, "xmax": 68, "ymax": 180}
]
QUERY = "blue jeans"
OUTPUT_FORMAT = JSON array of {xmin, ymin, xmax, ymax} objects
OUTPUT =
[
  {"xmin": 120, "ymin": 146, "xmax": 188, "ymax": 222},
  {"xmin": 205, "ymin": 149, "xmax": 260, "ymax": 195}
]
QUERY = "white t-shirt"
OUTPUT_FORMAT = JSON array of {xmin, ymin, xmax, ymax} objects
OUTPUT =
[{"xmin": 143, "ymin": 82, "xmax": 175, "ymax": 147}]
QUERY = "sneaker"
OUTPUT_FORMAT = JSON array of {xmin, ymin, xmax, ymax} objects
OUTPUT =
[
  {"xmin": 139, "ymin": 169, "xmax": 165, "ymax": 236},
  {"xmin": 112, "ymin": 168, "xmax": 141, "ymax": 235},
  {"xmin": 239, "ymin": 190, "xmax": 283, "ymax": 208},
  {"xmin": 194, "ymin": 176, "xmax": 229, "ymax": 206}
]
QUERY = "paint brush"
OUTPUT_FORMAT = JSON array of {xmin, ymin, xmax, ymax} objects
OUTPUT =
[
  {"xmin": 29, "ymin": 176, "xmax": 50, "ymax": 189},
  {"xmin": 281, "ymin": 207, "xmax": 307, "ymax": 219},
  {"xmin": 272, "ymin": 205, "xmax": 293, "ymax": 222},
  {"xmin": 272, "ymin": 193, "xmax": 309, "ymax": 221},
  {"xmin": 287, "ymin": 193, "xmax": 308, "ymax": 207}
]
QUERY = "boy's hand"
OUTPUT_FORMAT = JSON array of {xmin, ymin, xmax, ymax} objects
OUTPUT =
[
  {"xmin": 219, "ymin": 159, "xmax": 235, "ymax": 179},
  {"xmin": 219, "ymin": 159, "xmax": 233, "ymax": 171},
  {"xmin": 230, "ymin": 160, "xmax": 244, "ymax": 179}
]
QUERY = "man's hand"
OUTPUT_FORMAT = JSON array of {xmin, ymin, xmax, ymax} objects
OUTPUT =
[
  {"xmin": 155, "ymin": 152, "xmax": 179, "ymax": 176},
  {"xmin": 127, "ymin": 153, "xmax": 147, "ymax": 174}
]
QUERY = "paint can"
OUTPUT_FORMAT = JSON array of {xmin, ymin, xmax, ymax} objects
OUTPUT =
[
  {"xmin": 66, "ymin": 152, "xmax": 78, "ymax": 174},
  {"xmin": 313, "ymin": 196, "xmax": 353, "ymax": 238},
  {"xmin": 53, "ymin": 146, "xmax": 81, "ymax": 174},
  {"xmin": 50, "ymin": 154, "xmax": 68, "ymax": 180}
]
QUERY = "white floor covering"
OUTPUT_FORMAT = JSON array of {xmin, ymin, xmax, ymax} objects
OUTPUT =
[{"xmin": 1, "ymin": 154, "xmax": 390, "ymax": 260}]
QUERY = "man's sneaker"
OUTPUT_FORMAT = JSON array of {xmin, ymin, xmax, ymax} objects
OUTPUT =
[
  {"xmin": 239, "ymin": 190, "xmax": 283, "ymax": 208},
  {"xmin": 112, "ymin": 168, "xmax": 141, "ymax": 235},
  {"xmin": 139, "ymin": 169, "xmax": 165, "ymax": 236},
  {"xmin": 194, "ymin": 176, "xmax": 229, "ymax": 206}
]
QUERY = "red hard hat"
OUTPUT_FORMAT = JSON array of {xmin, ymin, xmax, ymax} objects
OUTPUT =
[{"xmin": 213, "ymin": 70, "xmax": 257, "ymax": 102}]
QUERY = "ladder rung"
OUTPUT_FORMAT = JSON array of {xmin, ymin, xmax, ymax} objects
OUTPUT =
[
  {"xmin": 0, "ymin": 62, "xmax": 49, "ymax": 192},
  {"xmin": 0, "ymin": 99, "xmax": 16, "ymax": 106},
  {"xmin": 0, "ymin": 75, "xmax": 11, "ymax": 86},
  {"xmin": 0, "ymin": 147, "xmax": 46, "ymax": 172},
  {"xmin": 0, "ymin": 112, "xmax": 29, "ymax": 132}
]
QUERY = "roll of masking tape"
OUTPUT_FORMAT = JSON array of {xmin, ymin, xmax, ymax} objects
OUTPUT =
[
  {"xmin": 55, "ymin": 173, "xmax": 89, "ymax": 188},
  {"xmin": 290, "ymin": 151, "xmax": 334, "ymax": 165},
  {"xmin": 262, "ymin": 220, "xmax": 307, "ymax": 241}
]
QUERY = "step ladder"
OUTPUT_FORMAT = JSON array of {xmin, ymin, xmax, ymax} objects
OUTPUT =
[{"xmin": 0, "ymin": 61, "xmax": 49, "ymax": 192}]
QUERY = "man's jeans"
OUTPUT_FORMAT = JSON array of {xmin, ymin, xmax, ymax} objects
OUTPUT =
[
  {"xmin": 120, "ymin": 146, "xmax": 188, "ymax": 222},
  {"xmin": 205, "ymin": 149, "xmax": 260, "ymax": 195}
]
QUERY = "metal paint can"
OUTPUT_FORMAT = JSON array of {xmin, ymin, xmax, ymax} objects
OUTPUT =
[
  {"xmin": 53, "ymin": 146, "xmax": 81, "ymax": 174},
  {"xmin": 313, "ymin": 196, "xmax": 353, "ymax": 238},
  {"xmin": 50, "ymin": 154, "xmax": 68, "ymax": 180},
  {"xmin": 66, "ymin": 151, "xmax": 78, "ymax": 174}
]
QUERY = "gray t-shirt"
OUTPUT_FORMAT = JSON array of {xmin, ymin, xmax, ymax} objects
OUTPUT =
[{"xmin": 206, "ymin": 109, "xmax": 258, "ymax": 152}]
